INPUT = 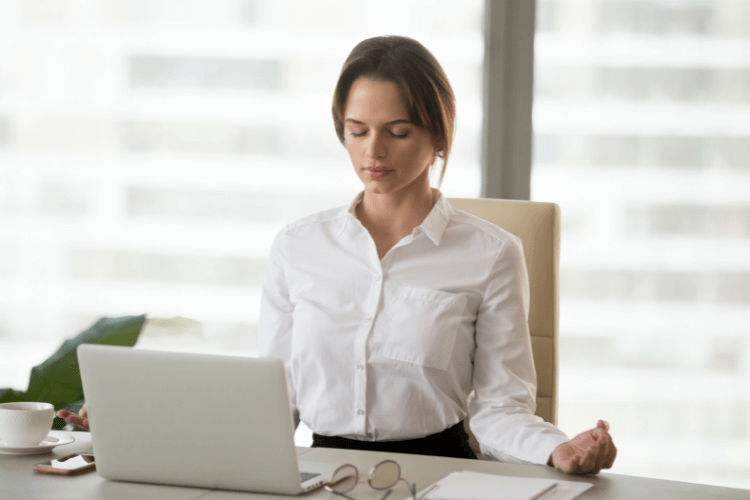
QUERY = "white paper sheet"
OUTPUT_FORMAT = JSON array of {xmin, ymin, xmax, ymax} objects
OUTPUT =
[
  {"xmin": 416, "ymin": 471, "xmax": 556, "ymax": 500},
  {"xmin": 415, "ymin": 471, "xmax": 593, "ymax": 500}
]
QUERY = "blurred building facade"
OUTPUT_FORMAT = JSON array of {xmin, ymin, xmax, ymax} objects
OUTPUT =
[
  {"xmin": 532, "ymin": 0, "xmax": 750, "ymax": 489},
  {"xmin": 0, "ymin": 0, "xmax": 483, "ymax": 372}
]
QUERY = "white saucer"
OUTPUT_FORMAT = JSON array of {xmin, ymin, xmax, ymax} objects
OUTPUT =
[{"xmin": 0, "ymin": 431, "xmax": 75, "ymax": 455}]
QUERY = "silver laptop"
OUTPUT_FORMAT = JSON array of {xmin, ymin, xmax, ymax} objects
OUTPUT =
[{"xmin": 77, "ymin": 344, "xmax": 340, "ymax": 495}]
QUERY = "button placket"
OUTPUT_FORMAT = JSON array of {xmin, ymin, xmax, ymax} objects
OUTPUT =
[{"xmin": 352, "ymin": 259, "xmax": 384, "ymax": 434}]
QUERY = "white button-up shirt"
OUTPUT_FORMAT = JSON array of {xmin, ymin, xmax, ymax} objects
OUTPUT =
[{"xmin": 259, "ymin": 193, "xmax": 570, "ymax": 465}]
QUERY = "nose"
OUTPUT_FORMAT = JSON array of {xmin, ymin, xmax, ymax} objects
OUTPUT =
[{"xmin": 364, "ymin": 131, "xmax": 387, "ymax": 161}]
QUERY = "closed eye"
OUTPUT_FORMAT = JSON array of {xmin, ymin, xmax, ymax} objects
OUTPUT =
[{"xmin": 348, "ymin": 130, "xmax": 409, "ymax": 139}]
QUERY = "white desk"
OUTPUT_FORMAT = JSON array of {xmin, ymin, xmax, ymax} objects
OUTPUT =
[{"xmin": 1, "ymin": 432, "xmax": 747, "ymax": 500}]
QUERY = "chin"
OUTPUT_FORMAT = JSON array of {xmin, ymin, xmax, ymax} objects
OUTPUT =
[
  {"xmin": 361, "ymin": 178, "xmax": 392, "ymax": 191},
  {"xmin": 365, "ymin": 180, "xmax": 401, "ymax": 193}
]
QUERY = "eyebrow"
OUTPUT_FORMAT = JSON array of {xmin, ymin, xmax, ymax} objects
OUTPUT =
[{"xmin": 345, "ymin": 118, "xmax": 412, "ymax": 126}]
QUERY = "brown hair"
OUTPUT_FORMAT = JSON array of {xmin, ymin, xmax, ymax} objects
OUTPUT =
[{"xmin": 332, "ymin": 36, "xmax": 456, "ymax": 186}]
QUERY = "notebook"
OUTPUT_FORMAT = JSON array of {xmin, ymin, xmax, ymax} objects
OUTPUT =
[
  {"xmin": 77, "ymin": 344, "xmax": 340, "ymax": 495},
  {"xmin": 417, "ymin": 470, "xmax": 592, "ymax": 500}
]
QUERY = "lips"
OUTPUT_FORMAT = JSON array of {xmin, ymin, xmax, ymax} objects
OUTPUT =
[{"xmin": 366, "ymin": 167, "xmax": 392, "ymax": 179}]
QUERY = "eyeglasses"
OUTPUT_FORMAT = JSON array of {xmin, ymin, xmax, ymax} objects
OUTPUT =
[{"xmin": 325, "ymin": 460, "xmax": 417, "ymax": 500}]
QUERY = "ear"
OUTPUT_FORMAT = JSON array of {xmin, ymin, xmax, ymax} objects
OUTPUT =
[
  {"xmin": 431, "ymin": 150, "xmax": 439, "ymax": 165},
  {"xmin": 432, "ymin": 137, "xmax": 443, "ymax": 164}
]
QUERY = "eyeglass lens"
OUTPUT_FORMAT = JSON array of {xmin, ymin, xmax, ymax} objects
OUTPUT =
[
  {"xmin": 369, "ymin": 460, "xmax": 401, "ymax": 490},
  {"xmin": 329, "ymin": 464, "xmax": 359, "ymax": 493}
]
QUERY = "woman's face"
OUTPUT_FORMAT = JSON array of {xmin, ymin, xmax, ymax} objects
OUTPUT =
[{"xmin": 343, "ymin": 78, "xmax": 437, "ymax": 197}]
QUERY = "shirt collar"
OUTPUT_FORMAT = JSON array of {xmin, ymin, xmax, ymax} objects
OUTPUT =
[
  {"xmin": 339, "ymin": 190, "xmax": 451, "ymax": 246},
  {"xmin": 420, "ymin": 192, "xmax": 451, "ymax": 246},
  {"xmin": 347, "ymin": 191, "xmax": 365, "ymax": 215}
]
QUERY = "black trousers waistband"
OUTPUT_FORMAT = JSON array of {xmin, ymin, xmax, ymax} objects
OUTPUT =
[{"xmin": 311, "ymin": 421, "xmax": 477, "ymax": 460}]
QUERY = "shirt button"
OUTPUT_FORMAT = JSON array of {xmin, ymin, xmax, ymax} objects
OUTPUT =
[
  {"xmin": 374, "ymin": 275, "xmax": 381, "ymax": 282},
  {"xmin": 357, "ymin": 364, "xmax": 364, "ymax": 370},
  {"xmin": 364, "ymin": 316, "xmax": 372, "ymax": 322},
  {"xmin": 357, "ymin": 409, "xmax": 364, "ymax": 416}
]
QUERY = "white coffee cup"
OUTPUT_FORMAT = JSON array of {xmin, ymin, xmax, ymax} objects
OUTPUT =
[{"xmin": 0, "ymin": 402, "xmax": 55, "ymax": 447}]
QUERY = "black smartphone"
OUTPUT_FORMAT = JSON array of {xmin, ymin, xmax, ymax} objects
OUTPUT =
[{"xmin": 34, "ymin": 453, "xmax": 96, "ymax": 476}]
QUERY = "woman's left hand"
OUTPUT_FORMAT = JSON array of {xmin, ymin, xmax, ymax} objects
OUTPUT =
[
  {"xmin": 57, "ymin": 405, "xmax": 89, "ymax": 431},
  {"xmin": 548, "ymin": 420, "xmax": 617, "ymax": 474}
]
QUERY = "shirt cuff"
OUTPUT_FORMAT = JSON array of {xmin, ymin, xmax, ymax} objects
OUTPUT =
[
  {"xmin": 533, "ymin": 434, "xmax": 571, "ymax": 466},
  {"xmin": 481, "ymin": 434, "xmax": 570, "ymax": 466}
]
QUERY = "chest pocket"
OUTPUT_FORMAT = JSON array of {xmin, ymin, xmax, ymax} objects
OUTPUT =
[{"xmin": 382, "ymin": 286, "xmax": 468, "ymax": 370}]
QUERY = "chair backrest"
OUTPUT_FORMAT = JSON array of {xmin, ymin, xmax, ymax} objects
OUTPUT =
[{"xmin": 449, "ymin": 198, "xmax": 560, "ymax": 427}]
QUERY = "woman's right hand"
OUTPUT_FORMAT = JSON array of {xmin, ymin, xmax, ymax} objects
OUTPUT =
[{"xmin": 57, "ymin": 404, "xmax": 89, "ymax": 431}]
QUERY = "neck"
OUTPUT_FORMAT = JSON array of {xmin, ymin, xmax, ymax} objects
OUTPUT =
[{"xmin": 356, "ymin": 184, "xmax": 438, "ymax": 238}]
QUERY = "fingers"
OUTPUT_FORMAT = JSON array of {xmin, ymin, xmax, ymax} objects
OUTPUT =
[
  {"xmin": 594, "ymin": 433, "xmax": 618, "ymax": 472},
  {"xmin": 592, "ymin": 435, "xmax": 609, "ymax": 474},
  {"xmin": 56, "ymin": 409, "xmax": 90, "ymax": 431},
  {"xmin": 603, "ymin": 438, "xmax": 617, "ymax": 469},
  {"xmin": 68, "ymin": 414, "xmax": 88, "ymax": 428},
  {"xmin": 576, "ymin": 438, "xmax": 602, "ymax": 474},
  {"xmin": 566, "ymin": 428, "xmax": 615, "ymax": 474},
  {"xmin": 80, "ymin": 405, "xmax": 88, "ymax": 418},
  {"xmin": 593, "ymin": 421, "xmax": 616, "ymax": 471},
  {"xmin": 585, "ymin": 429, "xmax": 616, "ymax": 474},
  {"xmin": 553, "ymin": 421, "xmax": 618, "ymax": 475},
  {"xmin": 567, "ymin": 429, "xmax": 594, "ymax": 453}
]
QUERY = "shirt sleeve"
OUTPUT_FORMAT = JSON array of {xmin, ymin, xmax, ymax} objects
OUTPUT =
[
  {"xmin": 258, "ymin": 229, "xmax": 300, "ymax": 430},
  {"xmin": 469, "ymin": 235, "xmax": 569, "ymax": 465}
]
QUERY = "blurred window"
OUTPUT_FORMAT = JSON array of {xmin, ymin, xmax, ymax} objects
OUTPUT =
[
  {"xmin": 0, "ymin": 0, "xmax": 483, "ymax": 385},
  {"xmin": 532, "ymin": 0, "xmax": 750, "ymax": 490}
]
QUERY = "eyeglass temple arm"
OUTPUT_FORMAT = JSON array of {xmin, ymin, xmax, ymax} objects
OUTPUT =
[
  {"xmin": 332, "ymin": 491, "xmax": 358, "ymax": 500},
  {"xmin": 398, "ymin": 477, "xmax": 418, "ymax": 500}
]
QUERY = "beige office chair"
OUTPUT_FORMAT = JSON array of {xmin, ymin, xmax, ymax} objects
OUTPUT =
[{"xmin": 448, "ymin": 198, "xmax": 560, "ymax": 458}]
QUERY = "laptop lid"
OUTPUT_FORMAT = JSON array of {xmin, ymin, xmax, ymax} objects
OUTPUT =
[{"xmin": 78, "ymin": 344, "xmax": 331, "ymax": 495}]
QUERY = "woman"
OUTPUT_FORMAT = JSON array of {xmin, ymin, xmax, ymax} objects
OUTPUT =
[
  {"xmin": 61, "ymin": 36, "xmax": 615, "ymax": 474},
  {"xmin": 258, "ymin": 36, "xmax": 616, "ymax": 473}
]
